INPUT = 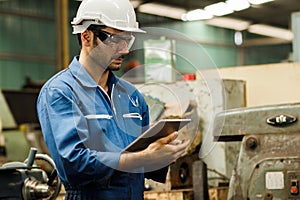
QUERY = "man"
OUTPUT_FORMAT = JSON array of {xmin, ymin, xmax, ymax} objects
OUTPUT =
[{"xmin": 37, "ymin": 0, "xmax": 189, "ymax": 199}]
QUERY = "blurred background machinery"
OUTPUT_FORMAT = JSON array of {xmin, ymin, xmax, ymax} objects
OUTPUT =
[
  {"xmin": 139, "ymin": 78, "xmax": 245, "ymax": 200},
  {"xmin": 0, "ymin": 89, "xmax": 59, "ymax": 199},
  {"xmin": 214, "ymin": 103, "xmax": 300, "ymax": 200},
  {"xmin": 0, "ymin": 147, "xmax": 61, "ymax": 200},
  {"xmin": 0, "ymin": 77, "xmax": 245, "ymax": 200},
  {"xmin": 0, "ymin": 89, "xmax": 50, "ymax": 161}
]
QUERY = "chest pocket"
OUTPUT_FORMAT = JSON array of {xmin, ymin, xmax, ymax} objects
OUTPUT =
[
  {"xmin": 85, "ymin": 114, "xmax": 112, "ymax": 134},
  {"xmin": 84, "ymin": 114, "xmax": 117, "ymax": 150},
  {"xmin": 113, "ymin": 92, "xmax": 145, "ymax": 145},
  {"xmin": 122, "ymin": 108, "xmax": 143, "ymax": 139}
]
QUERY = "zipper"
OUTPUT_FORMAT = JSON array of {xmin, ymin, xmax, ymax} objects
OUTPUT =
[
  {"xmin": 97, "ymin": 84, "xmax": 117, "ymax": 122},
  {"xmin": 110, "ymin": 84, "xmax": 118, "ymax": 120}
]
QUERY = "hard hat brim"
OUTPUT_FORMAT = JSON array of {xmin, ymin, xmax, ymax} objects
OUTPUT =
[{"xmin": 72, "ymin": 20, "xmax": 146, "ymax": 34}]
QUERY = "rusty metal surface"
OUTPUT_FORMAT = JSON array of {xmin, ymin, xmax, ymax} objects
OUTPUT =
[
  {"xmin": 228, "ymin": 132, "xmax": 300, "ymax": 200},
  {"xmin": 137, "ymin": 79, "xmax": 246, "ymax": 183},
  {"xmin": 137, "ymin": 79, "xmax": 245, "ymax": 152},
  {"xmin": 193, "ymin": 160, "xmax": 209, "ymax": 200},
  {"xmin": 170, "ymin": 153, "xmax": 199, "ymax": 189},
  {"xmin": 214, "ymin": 103, "xmax": 300, "ymax": 141},
  {"xmin": 216, "ymin": 103, "xmax": 300, "ymax": 199}
]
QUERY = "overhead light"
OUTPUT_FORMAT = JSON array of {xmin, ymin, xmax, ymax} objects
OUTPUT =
[
  {"xmin": 205, "ymin": 17, "xmax": 251, "ymax": 31},
  {"xmin": 247, "ymin": 0, "xmax": 273, "ymax": 5},
  {"xmin": 248, "ymin": 24, "xmax": 293, "ymax": 41},
  {"xmin": 138, "ymin": 3, "xmax": 186, "ymax": 20},
  {"xmin": 204, "ymin": 2, "xmax": 234, "ymax": 16},
  {"xmin": 182, "ymin": 9, "xmax": 213, "ymax": 21},
  {"xmin": 234, "ymin": 31, "xmax": 243, "ymax": 45},
  {"xmin": 226, "ymin": 0, "xmax": 250, "ymax": 11}
]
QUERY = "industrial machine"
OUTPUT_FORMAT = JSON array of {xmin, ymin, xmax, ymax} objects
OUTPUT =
[
  {"xmin": 0, "ymin": 147, "xmax": 61, "ymax": 200},
  {"xmin": 214, "ymin": 103, "xmax": 300, "ymax": 200},
  {"xmin": 138, "ymin": 79, "xmax": 245, "ymax": 200},
  {"xmin": 0, "ymin": 88, "xmax": 62, "ymax": 199},
  {"xmin": 0, "ymin": 89, "xmax": 44, "ymax": 162},
  {"xmin": 0, "ymin": 78, "xmax": 245, "ymax": 199}
]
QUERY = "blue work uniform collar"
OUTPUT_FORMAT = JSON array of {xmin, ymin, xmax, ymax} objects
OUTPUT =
[
  {"xmin": 107, "ymin": 70, "xmax": 126, "ymax": 93},
  {"xmin": 69, "ymin": 56, "xmax": 126, "ymax": 92}
]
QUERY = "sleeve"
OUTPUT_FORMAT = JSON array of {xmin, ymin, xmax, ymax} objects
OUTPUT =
[{"xmin": 37, "ymin": 86, "xmax": 120, "ymax": 185}]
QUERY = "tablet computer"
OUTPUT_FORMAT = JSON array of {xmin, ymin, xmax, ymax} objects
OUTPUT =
[{"xmin": 124, "ymin": 118, "xmax": 191, "ymax": 152}]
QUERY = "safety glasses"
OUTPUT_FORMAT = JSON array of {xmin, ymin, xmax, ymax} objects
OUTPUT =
[{"xmin": 90, "ymin": 29, "xmax": 135, "ymax": 50}]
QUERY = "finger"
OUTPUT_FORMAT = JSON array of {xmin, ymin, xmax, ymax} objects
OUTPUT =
[
  {"xmin": 180, "ymin": 139, "xmax": 190, "ymax": 148},
  {"xmin": 156, "ymin": 131, "xmax": 178, "ymax": 145},
  {"xmin": 169, "ymin": 139, "xmax": 182, "ymax": 145},
  {"xmin": 174, "ymin": 139, "xmax": 190, "ymax": 152}
]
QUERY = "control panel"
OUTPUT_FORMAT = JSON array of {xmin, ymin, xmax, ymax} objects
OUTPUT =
[{"xmin": 288, "ymin": 171, "xmax": 300, "ymax": 199}]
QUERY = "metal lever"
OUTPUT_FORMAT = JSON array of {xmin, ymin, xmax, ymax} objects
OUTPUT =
[{"xmin": 26, "ymin": 147, "xmax": 38, "ymax": 167}]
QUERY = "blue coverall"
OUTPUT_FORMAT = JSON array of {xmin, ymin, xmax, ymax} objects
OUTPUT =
[{"xmin": 37, "ymin": 56, "xmax": 150, "ymax": 199}]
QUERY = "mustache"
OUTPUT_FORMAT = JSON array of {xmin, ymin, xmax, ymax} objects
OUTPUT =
[{"xmin": 113, "ymin": 55, "xmax": 125, "ymax": 60}]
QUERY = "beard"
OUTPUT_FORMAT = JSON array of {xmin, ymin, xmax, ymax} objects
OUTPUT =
[{"xmin": 108, "ymin": 55, "xmax": 125, "ymax": 71}]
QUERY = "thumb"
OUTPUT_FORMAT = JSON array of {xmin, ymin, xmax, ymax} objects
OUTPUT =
[{"xmin": 156, "ymin": 131, "xmax": 178, "ymax": 145}]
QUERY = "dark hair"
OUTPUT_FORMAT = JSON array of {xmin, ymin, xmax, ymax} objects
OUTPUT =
[
  {"xmin": 76, "ymin": 25, "xmax": 106, "ymax": 48},
  {"xmin": 77, "ymin": 34, "xmax": 82, "ymax": 47}
]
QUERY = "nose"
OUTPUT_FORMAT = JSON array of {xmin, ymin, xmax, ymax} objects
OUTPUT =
[{"xmin": 117, "ymin": 40, "xmax": 130, "ymax": 54}]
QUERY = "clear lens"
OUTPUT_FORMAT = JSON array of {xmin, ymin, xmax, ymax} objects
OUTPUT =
[
  {"xmin": 93, "ymin": 30, "xmax": 135, "ymax": 50},
  {"xmin": 106, "ymin": 33, "xmax": 135, "ymax": 50}
]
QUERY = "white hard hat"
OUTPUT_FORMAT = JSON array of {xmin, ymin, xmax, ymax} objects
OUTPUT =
[{"xmin": 71, "ymin": 0, "xmax": 145, "ymax": 34}]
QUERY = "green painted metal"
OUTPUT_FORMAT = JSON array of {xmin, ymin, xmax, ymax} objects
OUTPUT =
[
  {"xmin": 0, "ymin": 0, "xmax": 56, "ymax": 89},
  {"xmin": 0, "ymin": 0, "xmax": 292, "ymax": 89},
  {"xmin": 2, "ymin": 130, "xmax": 30, "ymax": 162},
  {"xmin": 245, "ymin": 44, "xmax": 292, "ymax": 65},
  {"xmin": 0, "ymin": 89, "xmax": 16, "ymax": 129}
]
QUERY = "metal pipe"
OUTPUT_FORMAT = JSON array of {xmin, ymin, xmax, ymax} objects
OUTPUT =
[
  {"xmin": 55, "ymin": 0, "xmax": 69, "ymax": 72},
  {"xmin": 55, "ymin": 0, "xmax": 63, "ymax": 71},
  {"xmin": 292, "ymin": 12, "xmax": 300, "ymax": 62},
  {"xmin": 61, "ymin": 0, "xmax": 69, "ymax": 69},
  {"xmin": 0, "ymin": 9, "xmax": 54, "ymax": 21},
  {"xmin": 0, "ymin": 52, "xmax": 55, "ymax": 63}
]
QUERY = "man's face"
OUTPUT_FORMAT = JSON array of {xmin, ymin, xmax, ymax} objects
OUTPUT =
[{"xmin": 94, "ymin": 27, "xmax": 133, "ymax": 71}]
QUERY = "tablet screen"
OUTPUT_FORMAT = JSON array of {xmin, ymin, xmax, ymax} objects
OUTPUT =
[{"xmin": 124, "ymin": 118, "xmax": 191, "ymax": 152}]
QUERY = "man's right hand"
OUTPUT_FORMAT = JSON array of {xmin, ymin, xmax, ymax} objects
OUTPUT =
[
  {"xmin": 118, "ymin": 131, "xmax": 189, "ymax": 173},
  {"xmin": 141, "ymin": 131, "xmax": 190, "ymax": 171}
]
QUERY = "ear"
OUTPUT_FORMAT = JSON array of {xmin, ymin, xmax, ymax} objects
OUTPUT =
[{"xmin": 81, "ymin": 30, "xmax": 93, "ymax": 47}]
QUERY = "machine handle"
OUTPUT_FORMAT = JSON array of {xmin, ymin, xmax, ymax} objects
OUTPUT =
[{"xmin": 26, "ymin": 147, "xmax": 38, "ymax": 167}]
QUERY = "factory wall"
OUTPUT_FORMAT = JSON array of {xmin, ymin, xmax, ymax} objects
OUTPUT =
[
  {"xmin": 0, "ymin": 0, "xmax": 56, "ymax": 89},
  {"xmin": 150, "ymin": 20, "xmax": 292, "ymax": 70},
  {"xmin": 149, "ymin": 21, "xmax": 238, "ymax": 70},
  {"xmin": 217, "ymin": 62, "xmax": 300, "ymax": 107},
  {"xmin": 0, "ymin": 0, "xmax": 82, "ymax": 90},
  {"xmin": 245, "ymin": 44, "xmax": 292, "ymax": 65},
  {"xmin": 0, "ymin": 1, "xmax": 293, "ymax": 89}
]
